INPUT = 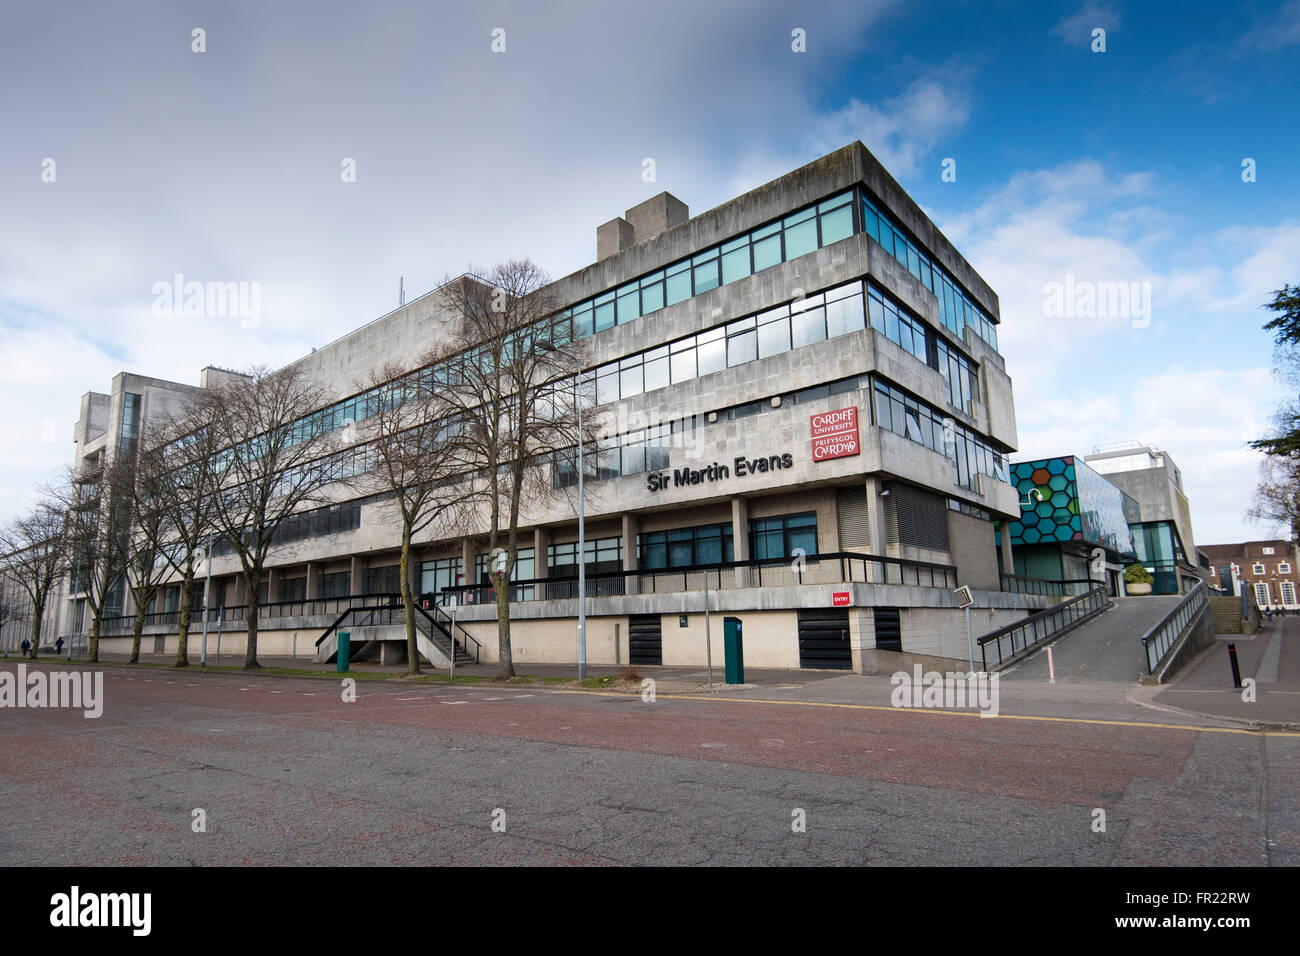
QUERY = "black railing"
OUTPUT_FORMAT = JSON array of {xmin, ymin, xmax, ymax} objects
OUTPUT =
[
  {"xmin": 977, "ymin": 585, "xmax": 1110, "ymax": 670},
  {"xmin": 424, "ymin": 603, "xmax": 481, "ymax": 663},
  {"xmin": 439, "ymin": 551, "xmax": 958, "ymax": 605},
  {"xmin": 1140, "ymin": 581, "xmax": 1208, "ymax": 675},
  {"xmin": 999, "ymin": 574, "xmax": 1097, "ymax": 598}
]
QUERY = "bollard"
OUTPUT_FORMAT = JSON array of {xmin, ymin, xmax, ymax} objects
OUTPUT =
[{"xmin": 1227, "ymin": 642, "xmax": 1242, "ymax": 688}]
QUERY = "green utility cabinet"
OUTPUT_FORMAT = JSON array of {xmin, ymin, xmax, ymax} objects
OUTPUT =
[
  {"xmin": 724, "ymin": 617, "xmax": 744, "ymax": 685},
  {"xmin": 337, "ymin": 631, "xmax": 351, "ymax": 672}
]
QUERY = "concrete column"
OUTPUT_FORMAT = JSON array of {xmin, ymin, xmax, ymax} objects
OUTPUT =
[
  {"xmin": 848, "ymin": 607, "xmax": 875, "ymax": 674},
  {"xmin": 232, "ymin": 574, "xmax": 248, "ymax": 607},
  {"xmin": 305, "ymin": 562, "xmax": 319, "ymax": 601},
  {"xmin": 731, "ymin": 497, "xmax": 750, "ymax": 562},
  {"xmin": 408, "ymin": 549, "xmax": 422, "ymax": 600},
  {"xmin": 731, "ymin": 496, "xmax": 750, "ymax": 587},
  {"xmin": 864, "ymin": 476, "xmax": 887, "ymax": 558},
  {"xmin": 622, "ymin": 514, "xmax": 638, "ymax": 571},
  {"xmin": 461, "ymin": 537, "xmax": 475, "ymax": 587},
  {"xmin": 999, "ymin": 520, "xmax": 1014, "ymax": 576},
  {"xmin": 267, "ymin": 567, "xmax": 281, "ymax": 604},
  {"xmin": 534, "ymin": 528, "xmax": 550, "ymax": 578},
  {"xmin": 349, "ymin": 556, "xmax": 362, "ymax": 597}
]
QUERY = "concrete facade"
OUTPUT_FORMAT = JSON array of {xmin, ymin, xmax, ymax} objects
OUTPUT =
[{"xmin": 65, "ymin": 142, "xmax": 1028, "ymax": 671}]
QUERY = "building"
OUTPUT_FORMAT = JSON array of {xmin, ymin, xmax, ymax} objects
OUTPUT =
[
  {"xmin": 1083, "ymin": 442, "xmax": 1203, "ymax": 594},
  {"xmin": 1001, "ymin": 455, "xmax": 1138, "ymax": 596},
  {"xmin": 61, "ymin": 142, "xmax": 1051, "ymax": 671},
  {"xmin": 1201, "ymin": 540, "xmax": 1300, "ymax": 610}
]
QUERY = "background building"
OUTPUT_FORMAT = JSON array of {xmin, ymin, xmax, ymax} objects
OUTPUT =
[
  {"xmin": 1084, "ymin": 442, "xmax": 1204, "ymax": 595},
  {"xmin": 1001, "ymin": 455, "xmax": 1138, "ymax": 596},
  {"xmin": 1202, "ymin": 540, "xmax": 1300, "ymax": 610}
]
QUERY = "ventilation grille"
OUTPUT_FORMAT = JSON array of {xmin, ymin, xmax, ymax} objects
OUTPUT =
[
  {"xmin": 885, "ymin": 482, "xmax": 950, "ymax": 551},
  {"xmin": 837, "ymin": 485, "xmax": 871, "ymax": 549}
]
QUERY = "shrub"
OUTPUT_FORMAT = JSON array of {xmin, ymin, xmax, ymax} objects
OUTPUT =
[
  {"xmin": 1124, "ymin": 564, "xmax": 1154, "ymax": 584},
  {"xmin": 620, "ymin": 667, "xmax": 641, "ymax": 682}
]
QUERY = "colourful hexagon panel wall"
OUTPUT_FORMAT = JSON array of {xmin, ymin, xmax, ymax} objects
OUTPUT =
[{"xmin": 1008, "ymin": 456, "xmax": 1136, "ymax": 556}]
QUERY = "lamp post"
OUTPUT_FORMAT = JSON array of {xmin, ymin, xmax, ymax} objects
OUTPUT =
[
  {"xmin": 199, "ymin": 534, "xmax": 213, "ymax": 667},
  {"xmin": 536, "ymin": 340, "xmax": 586, "ymax": 680}
]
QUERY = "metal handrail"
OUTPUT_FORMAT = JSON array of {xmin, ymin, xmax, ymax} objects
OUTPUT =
[
  {"xmin": 976, "ymin": 585, "xmax": 1110, "ymax": 670},
  {"xmin": 999, "ymin": 574, "xmax": 1097, "ymax": 598},
  {"xmin": 438, "ymin": 551, "xmax": 959, "ymax": 605},
  {"xmin": 1139, "ymin": 581, "xmax": 1208, "ymax": 675},
  {"xmin": 424, "ymin": 603, "xmax": 481, "ymax": 662}
]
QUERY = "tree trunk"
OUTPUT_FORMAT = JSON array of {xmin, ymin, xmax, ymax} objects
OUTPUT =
[
  {"xmin": 244, "ymin": 570, "xmax": 260, "ymax": 669},
  {"xmin": 495, "ymin": 570, "xmax": 514, "ymax": 677},
  {"xmin": 129, "ymin": 615, "xmax": 144, "ymax": 664},
  {"xmin": 175, "ymin": 568, "xmax": 192, "ymax": 667},
  {"xmin": 29, "ymin": 615, "xmax": 41, "ymax": 660},
  {"xmin": 89, "ymin": 617, "xmax": 100, "ymax": 663},
  {"xmin": 401, "ymin": 524, "xmax": 421, "ymax": 675}
]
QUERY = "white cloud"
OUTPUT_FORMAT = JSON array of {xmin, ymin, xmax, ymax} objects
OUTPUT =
[{"xmin": 1051, "ymin": 2, "xmax": 1121, "ymax": 45}]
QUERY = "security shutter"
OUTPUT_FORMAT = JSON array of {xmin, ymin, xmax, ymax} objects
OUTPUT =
[
  {"xmin": 873, "ymin": 607, "xmax": 902, "ymax": 652},
  {"xmin": 837, "ymin": 485, "xmax": 871, "ymax": 550},
  {"xmin": 885, "ymin": 483, "xmax": 949, "ymax": 551},
  {"xmin": 628, "ymin": 614, "xmax": 662, "ymax": 666},
  {"xmin": 798, "ymin": 608, "xmax": 852, "ymax": 669}
]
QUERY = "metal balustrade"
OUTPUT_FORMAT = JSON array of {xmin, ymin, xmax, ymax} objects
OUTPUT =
[
  {"xmin": 439, "ymin": 551, "xmax": 959, "ymax": 606},
  {"xmin": 999, "ymin": 574, "xmax": 1097, "ymax": 598},
  {"xmin": 1140, "ymin": 581, "xmax": 1208, "ymax": 675},
  {"xmin": 977, "ymin": 585, "xmax": 1110, "ymax": 670}
]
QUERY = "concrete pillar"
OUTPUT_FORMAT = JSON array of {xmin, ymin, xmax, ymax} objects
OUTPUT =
[
  {"xmin": 305, "ymin": 562, "xmax": 319, "ymax": 601},
  {"xmin": 534, "ymin": 528, "xmax": 550, "ymax": 578},
  {"xmin": 408, "ymin": 549, "xmax": 422, "ymax": 601},
  {"xmin": 267, "ymin": 567, "xmax": 281, "ymax": 604},
  {"xmin": 731, "ymin": 496, "xmax": 750, "ymax": 587},
  {"xmin": 622, "ymin": 514, "xmax": 638, "ymax": 571},
  {"xmin": 232, "ymin": 574, "xmax": 248, "ymax": 607},
  {"xmin": 848, "ymin": 607, "xmax": 876, "ymax": 674},
  {"xmin": 461, "ymin": 537, "xmax": 475, "ymax": 588},
  {"xmin": 731, "ymin": 497, "xmax": 750, "ymax": 562},
  {"xmin": 999, "ymin": 520, "xmax": 1014, "ymax": 577},
  {"xmin": 864, "ymin": 476, "xmax": 887, "ymax": 556},
  {"xmin": 349, "ymin": 556, "xmax": 362, "ymax": 597}
]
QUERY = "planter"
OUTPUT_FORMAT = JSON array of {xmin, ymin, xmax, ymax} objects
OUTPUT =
[{"xmin": 1126, "ymin": 582, "xmax": 1152, "ymax": 595}]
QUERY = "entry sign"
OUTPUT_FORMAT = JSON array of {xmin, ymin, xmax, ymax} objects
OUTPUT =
[
  {"xmin": 810, "ymin": 407, "xmax": 860, "ymax": 461},
  {"xmin": 832, "ymin": 591, "xmax": 851, "ymax": 607}
]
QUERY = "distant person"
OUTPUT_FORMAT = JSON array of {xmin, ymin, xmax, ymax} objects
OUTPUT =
[
  {"xmin": 20, "ymin": 638, "xmax": 30, "ymax": 657},
  {"xmin": 55, "ymin": 636, "xmax": 64, "ymax": 655}
]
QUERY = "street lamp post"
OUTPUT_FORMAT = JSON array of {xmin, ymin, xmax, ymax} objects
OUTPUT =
[
  {"xmin": 537, "ymin": 340, "xmax": 586, "ymax": 680},
  {"xmin": 199, "ymin": 534, "xmax": 213, "ymax": 667}
]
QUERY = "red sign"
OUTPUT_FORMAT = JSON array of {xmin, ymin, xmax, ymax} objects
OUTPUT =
[
  {"xmin": 810, "ymin": 407, "xmax": 860, "ymax": 462},
  {"xmin": 832, "ymin": 592, "xmax": 851, "ymax": 607}
]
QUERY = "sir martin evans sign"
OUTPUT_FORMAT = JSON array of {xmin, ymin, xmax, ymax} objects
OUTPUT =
[{"xmin": 646, "ymin": 454, "xmax": 794, "ymax": 492}]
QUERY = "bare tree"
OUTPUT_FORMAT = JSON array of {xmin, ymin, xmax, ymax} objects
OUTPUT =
[
  {"xmin": 118, "ymin": 452, "xmax": 173, "ymax": 665},
  {"xmin": 1249, "ymin": 453, "xmax": 1300, "ymax": 541},
  {"xmin": 351, "ymin": 360, "xmax": 480, "ymax": 674},
  {"xmin": 206, "ymin": 365, "xmax": 335, "ymax": 669},
  {"xmin": 141, "ymin": 397, "xmax": 224, "ymax": 667},
  {"xmin": 54, "ymin": 463, "xmax": 130, "ymax": 663},
  {"xmin": 0, "ymin": 494, "xmax": 70, "ymax": 658},
  {"xmin": 435, "ymin": 263, "xmax": 589, "ymax": 676}
]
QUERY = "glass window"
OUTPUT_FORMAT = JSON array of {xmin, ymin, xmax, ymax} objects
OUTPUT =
[
  {"xmin": 819, "ymin": 205, "xmax": 853, "ymax": 245},
  {"xmin": 666, "ymin": 262, "xmax": 691, "ymax": 305},
  {"xmin": 670, "ymin": 346, "xmax": 695, "ymax": 383},
  {"xmin": 825, "ymin": 288, "xmax": 864, "ymax": 338},
  {"xmin": 617, "ymin": 283, "xmax": 641, "ymax": 324},
  {"xmin": 757, "ymin": 311, "xmax": 791, "ymax": 358},
  {"xmin": 727, "ymin": 327, "xmax": 757, "ymax": 367},
  {"xmin": 594, "ymin": 294, "xmax": 616, "ymax": 333},
  {"xmin": 696, "ymin": 334, "xmax": 726, "ymax": 376},
  {"xmin": 721, "ymin": 246, "xmax": 751, "ymax": 285},
  {"xmin": 693, "ymin": 258, "xmax": 719, "ymax": 294},
  {"xmin": 640, "ymin": 280, "xmax": 664, "ymax": 314},
  {"xmin": 752, "ymin": 233, "xmax": 782, "ymax": 272},
  {"xmin": 620, "ymin": 364, "xmax": 643, "ymax": 398},
  {"xmin": 644, "ymin": 353, "xmax": 670, "ymax": 392},
  {"xmin": 783, "ymin": 216, "xmax": 818, "ymax": 259},
  {"xmin": 791, "ymin": 303, "xmax": 826, "ymax": 348}
]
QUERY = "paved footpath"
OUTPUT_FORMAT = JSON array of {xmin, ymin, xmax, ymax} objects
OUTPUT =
[{"xmin": 0, "ymin": 656, "xmax": 1295, "ymax": 866}]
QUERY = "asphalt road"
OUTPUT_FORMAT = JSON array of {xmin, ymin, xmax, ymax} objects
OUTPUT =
[{"xmin": 1, "ymin": 663, "xmax": 1295, "ymax": 866}]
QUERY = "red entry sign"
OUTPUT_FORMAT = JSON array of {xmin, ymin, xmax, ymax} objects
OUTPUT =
[
  {"xmin": 810, "ymin": 407, "xmax": 860, "ymax": 461},
  {"xmin": 832, "ymin": 592, "xmax": 851, "ymax": 607}
]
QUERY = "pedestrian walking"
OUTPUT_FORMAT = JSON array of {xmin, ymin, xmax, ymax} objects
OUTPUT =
[
  {"xmin": 20, "ymin": 638, "xmax": 30, "ymax": 657},
  {"xmin": 55, "ymin": 636, "xmax": 64, "ymax": 655}
]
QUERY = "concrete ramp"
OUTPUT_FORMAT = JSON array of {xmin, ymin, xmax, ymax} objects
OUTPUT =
[{"xmin": 1003, "ymin": 596, "xmax": 1181, "ymax": 683}]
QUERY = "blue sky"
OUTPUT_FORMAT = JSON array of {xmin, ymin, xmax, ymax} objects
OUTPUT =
[{"xmin": 1, "ymin": 0, "xmax": 1297, "ymax": 545}]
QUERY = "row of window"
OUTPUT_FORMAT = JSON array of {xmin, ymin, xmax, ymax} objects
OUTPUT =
[
  {"xmin": 563, "ymin": 192, "xmax": 856, "ymax": 339},
  {"xmin": 872, "ymin": 380, "xmax": 1008, "ymax": 491},
  {"xmin": 589, "ymin": 277, "xmax": 979, "ymax": 416},
  {"xmin": 860, "ymin": 193, "xmax": 999, "ymax": 350}
]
